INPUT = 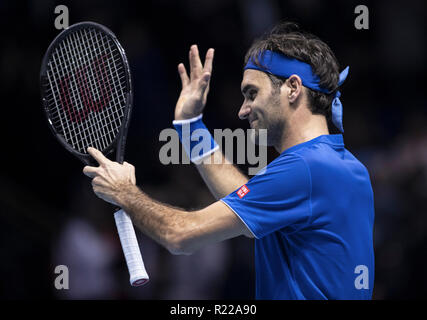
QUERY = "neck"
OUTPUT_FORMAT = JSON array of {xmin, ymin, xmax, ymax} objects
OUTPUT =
[{"xmin": 275, "ymin": 113, "xmax": 330, "ymax": 153}]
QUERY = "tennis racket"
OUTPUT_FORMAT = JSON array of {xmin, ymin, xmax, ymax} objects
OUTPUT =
[{"xmin": 40, "ymin": 21, "xmax": 149, "ymax": 286}]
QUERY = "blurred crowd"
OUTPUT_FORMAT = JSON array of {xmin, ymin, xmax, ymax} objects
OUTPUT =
[{"xmin": 0, "ymin": 0, "xmax": 426, "ymax": 299}]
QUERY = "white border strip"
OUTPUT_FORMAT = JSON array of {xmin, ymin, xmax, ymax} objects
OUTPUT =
[
  {"xmin": 220, "ymin": 199, "xmax": 258, "ymax": 239},
  {"xmin": 172, "ymin": 113, "xmax": 203, "ymax": 125},
  {"xmin": 192, "ymin": 144, "xmax": 219, "ymax": 164}
]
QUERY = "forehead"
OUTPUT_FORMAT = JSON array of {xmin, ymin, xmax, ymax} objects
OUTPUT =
[{"xmin": 241, "ymin": 69, "xmax": 272, "ymax": 91}]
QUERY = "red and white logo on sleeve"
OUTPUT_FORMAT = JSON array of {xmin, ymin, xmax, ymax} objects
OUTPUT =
[{"xmin": 237, "ymin": 184, "xmax": 250, "ymax": 199}]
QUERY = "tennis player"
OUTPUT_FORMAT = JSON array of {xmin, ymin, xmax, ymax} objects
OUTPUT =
[{"xmin": 83, "ymin": 22, "xmax": 375, "ymax": 299}]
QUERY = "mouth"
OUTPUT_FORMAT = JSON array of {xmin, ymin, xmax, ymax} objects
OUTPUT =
[
  {"xmin": 249, "ymin": 119, "xmax": 257, "ymax": 128},
  {"xmin": 249, "ymin": 116, "xmax": 257, "ymax": 126}
]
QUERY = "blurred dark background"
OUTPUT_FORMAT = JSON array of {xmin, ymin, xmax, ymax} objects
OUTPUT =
[{"xmin": 0, "ymin": 0, "xmax": 426, "ymax": 299}]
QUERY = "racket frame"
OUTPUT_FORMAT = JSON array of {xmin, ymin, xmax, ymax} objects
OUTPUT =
[
  {"xmin": 40, "ymin": 21, "xmax": 149, "ymax": 287},
  {"xmin": 40, "ymin": 21, "xmax": 133, "ymax": 165}
]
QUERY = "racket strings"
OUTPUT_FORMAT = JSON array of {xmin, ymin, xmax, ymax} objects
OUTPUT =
[
  {"xmin": 48, "ymin": 35, "xmax": 122, "ymax": 152},
  {"xmin": 48, "ymin": 35, "xmax": 103, "ymax": 149},
  {"xmin": 44, "ymin": 27, "xmax": 128, "ymax": 154},
  {"xmin": 67, "ymin": 29, "xmax": 123, "ymax": 150},
  {"xmin": 63, "ymin": 30, "xmax": 117, "ymax": 150}
]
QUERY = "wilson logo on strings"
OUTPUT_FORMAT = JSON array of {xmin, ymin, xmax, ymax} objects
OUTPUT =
[{"xmin": 59, "ymin": 55, "xmax": 112, "ymax": 123}]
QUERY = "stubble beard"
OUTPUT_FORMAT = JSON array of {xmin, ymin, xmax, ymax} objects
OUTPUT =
[{"xmin": 250, "ymin": 93, "xmax": 285, "ymax": 147}]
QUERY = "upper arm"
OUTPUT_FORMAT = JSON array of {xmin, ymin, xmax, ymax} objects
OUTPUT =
[{"xmin": 176, "ymin": 201, "xmax": 254, "ymax": 255}]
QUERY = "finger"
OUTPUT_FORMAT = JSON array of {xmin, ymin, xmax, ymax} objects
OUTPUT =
[
  {"xmin": 123, "ymin": 161, "xmax": 134, "ymax": 169},
  {"xmin": 92, "ymin": 177, "xmax": 98, "ymax": 187},
  {"xmin": 178, "ymin": 63, "xmax": 189, "ymax": 88},
  {"xmin": 91, "ymin": 176, "xmax": 104, "ymax": 187},
  {"xmin": 196, "ymin": 72, "xmax": 211, "ymax": 97},
  {"xmin": 189, "ymin": 44, "xmax": 203, "ymax": 81},
  {"xmin": 87, "ymin": 147, "xmax": 110, "ymax": 166},
  {"xmin": 83, "ymin": 165, "xmax": 99, "ymax": 178},
  {"xmin": 203, "ymin": 48, "xmax": 214, "ymax": 74},
  {"xmin": 203, "ymin": 81, "xmax": 211, "ymax": 101},
  {"xmin": 125, "ymin": 161, "xmax": 136, "ymax": 184}
]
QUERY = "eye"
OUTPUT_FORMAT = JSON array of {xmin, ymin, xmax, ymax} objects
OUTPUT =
[{"xmin": 248, "ymin": 89, "xmax": 257, "ymax": 100}]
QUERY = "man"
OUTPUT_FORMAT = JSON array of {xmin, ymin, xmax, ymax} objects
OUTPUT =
[{"xmin": 83, "ymin": 22, "xmax": 375, "ymax": 299}]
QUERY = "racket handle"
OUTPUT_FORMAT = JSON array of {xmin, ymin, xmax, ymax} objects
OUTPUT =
[{"xmin": 114, "ymin": 209, "xmax": 149, "ymax": 286}]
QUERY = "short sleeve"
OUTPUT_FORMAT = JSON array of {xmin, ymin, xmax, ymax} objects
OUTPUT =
[{"xmin": 221, "ymin": 153, "xmax": 312, "ymax": 239}]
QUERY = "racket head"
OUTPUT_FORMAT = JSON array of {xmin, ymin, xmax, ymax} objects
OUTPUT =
[{"xmin": 40, "ymin": 21, "xmax": 133, "ymax": 165}]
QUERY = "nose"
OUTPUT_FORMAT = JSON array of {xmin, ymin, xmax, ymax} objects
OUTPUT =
[{"xmin": 238, "ymin": 102, "xmax": 251, "ymax": 120}]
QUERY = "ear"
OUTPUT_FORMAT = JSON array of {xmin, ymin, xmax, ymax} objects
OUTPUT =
[{"xmin": 285, "ymin": 74, "xmax": 303, "ymax": 104}]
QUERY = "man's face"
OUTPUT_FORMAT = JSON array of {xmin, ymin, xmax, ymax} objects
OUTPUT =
[{"xmin": 239, "ymin": 69, "xmax": 288, "ymax": 146}]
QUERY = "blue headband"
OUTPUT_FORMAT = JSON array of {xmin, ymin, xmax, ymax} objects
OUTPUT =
[{"xmin": 244, "ymin": 50, "xmax": 349, "ymax": 133}]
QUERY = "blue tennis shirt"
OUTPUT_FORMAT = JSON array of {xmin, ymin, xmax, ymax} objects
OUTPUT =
[{"xmin": 221, "ymin": 134, "xmax": 375, "ymax": 299}]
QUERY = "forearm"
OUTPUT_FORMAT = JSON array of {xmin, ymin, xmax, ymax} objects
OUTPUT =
[
  {"xmin": 117, "ymin": 184, "xmax": 192, "ymax": 254},
  {"xmin": 82, "ymin": 146, "xmax": 252, "ymax": 254},
  {"xmin": 172, "ymin": 45, "xmax": 246, "ymax": 198},
  {"xmin": 196, "ymin": 149, "xmax": 249, "ymax": 199}
]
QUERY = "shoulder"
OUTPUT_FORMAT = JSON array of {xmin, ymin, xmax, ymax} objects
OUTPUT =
[
  {"xmin": 267, "ymin": 151, "xmax": 309, "ymax": 170},
  {"xmin": 251, "ymin": 152, "xmax": 312, "ymax": 194}
]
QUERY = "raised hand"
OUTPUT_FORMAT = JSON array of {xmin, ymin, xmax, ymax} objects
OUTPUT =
[{"xmin": 174, "ymin": 45, "xmax": 214, "ymax": 120}]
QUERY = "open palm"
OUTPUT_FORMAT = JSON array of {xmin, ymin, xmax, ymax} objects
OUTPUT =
[{"xmin": 175, "ymin": 45, "xmax": 214, "ymax": 120}]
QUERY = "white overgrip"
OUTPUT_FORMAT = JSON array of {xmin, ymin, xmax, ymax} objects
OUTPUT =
[{"xmin": 114, "ymin": 209, "xmax": 149, "ymax": 286}]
